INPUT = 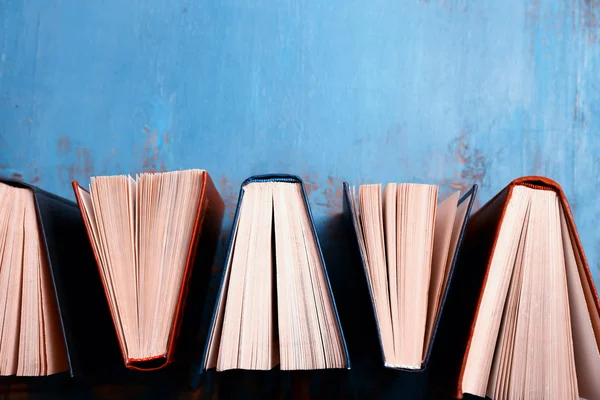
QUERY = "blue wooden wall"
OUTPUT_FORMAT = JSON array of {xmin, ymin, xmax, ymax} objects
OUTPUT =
[{"xmin": 1, "ymin": 1, "xmax": 599, "ymax": 284}]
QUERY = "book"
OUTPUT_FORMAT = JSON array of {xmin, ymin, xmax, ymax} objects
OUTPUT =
[
  {"xmin": 433, "ymin": 176, "xmax": 600, "ymax": 400},
  {"xmin": 72, "ymin": 169, "xmax": 224, "ymax": 371},
  {"xmin": 343, "ymin": 182, "xmax": 477, "ymax": 371},
  {"xmin": 0, "ymin": 178, "xmax": 119, "ymax": 377},
  {"xmin": 198, "ymin": 174, "xmax": 349, "ymax": 373}
]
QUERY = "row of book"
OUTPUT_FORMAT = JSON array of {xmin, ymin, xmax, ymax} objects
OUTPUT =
[{"xmin": 0, "ymin": 171, "xmax": 598, "ymax": 400}]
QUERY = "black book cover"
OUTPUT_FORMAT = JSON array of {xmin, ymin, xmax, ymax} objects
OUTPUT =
[
  {"xmin": 192, "ymin": 174, "xmax": 350, "ymax": 388},
  {"xmin": 0, "ymin": 178, "xmax": 121, "ymax": 378},
  {"xmin": 341, "ymin": 182, "xmax": 477, "ymax": 376}
]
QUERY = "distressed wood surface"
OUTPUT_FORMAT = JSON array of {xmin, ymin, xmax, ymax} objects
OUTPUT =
[{"xmin": 1, "ymin": 0, "xmax": 600, "ymax": 398}]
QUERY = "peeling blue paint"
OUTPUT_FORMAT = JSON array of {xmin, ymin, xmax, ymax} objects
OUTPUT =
[{"xmin": 1, "ymin": 0, "xmax": 600, "ymax": 298}]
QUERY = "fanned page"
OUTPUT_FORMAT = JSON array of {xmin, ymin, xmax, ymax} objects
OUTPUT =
[
  {"xmin": 350, "ymin": 183, "xmax": 465, "ymax": 369},
  {"xmin": 205, "ymin": 180, "xmax": 346, "ymax": 371},
  {"xmin": 75, "ymin": 170, "xmax": 204, "ymax": 362},
  {"xmin": 462, "ymin": 183, "xmax": 600, "ymax": 400},
  {"xmin": 0, "ymin": 182, "xmax": 68, "ymax": 376}
]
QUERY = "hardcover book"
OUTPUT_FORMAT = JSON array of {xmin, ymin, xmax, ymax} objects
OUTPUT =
[
  {"xmin": 432, "ymin": 176, "xmax": 600, "ymax": 400},
  {"xmin": 72, "ymin": 169, "xmax": 224, "ymax": 371},
  {"xmin": 197, "ymin": 174, "xmax": 350, "ymax": 375},
  {"xmin": 0, "ymin": 178, "xmax": 119, "ymax": 377},
  {"xmin": 343, "ymin": 181, "xmax": 477, "ymax": 371}
]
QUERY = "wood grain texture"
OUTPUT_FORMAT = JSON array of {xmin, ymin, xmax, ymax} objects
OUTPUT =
[{"xmin": 1, "ymin": 0, "xmax": 600, "ymax": 398}]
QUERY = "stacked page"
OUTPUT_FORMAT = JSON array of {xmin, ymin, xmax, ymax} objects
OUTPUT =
[
  {"xmin": 204, "ymin": 179, "xmax": 347, "ymax": 371},
  {"xmin": 0, "ymin": 182, "xmax": 68, "ymax": 376},
  {"xmin": 74, "ymin": 170, "xmax": 206, "ymax": 367},
  {"xmin": 346, "ymin": 183, "xmax": 473, "ymax": 369},
  {"xmin": 460, "ymin": 183, "xmax": 600, "ymax": 400}
]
